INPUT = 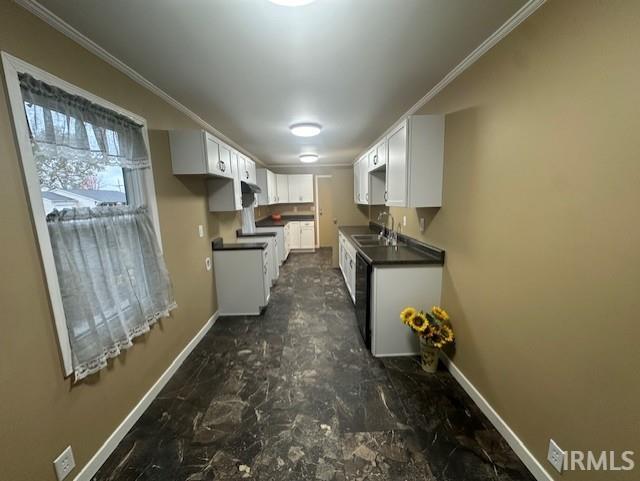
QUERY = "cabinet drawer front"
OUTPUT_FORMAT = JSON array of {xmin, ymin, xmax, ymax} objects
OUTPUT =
[{"xmin": 300, "ymin": 221, "xmax": 314, "ymax": 227}]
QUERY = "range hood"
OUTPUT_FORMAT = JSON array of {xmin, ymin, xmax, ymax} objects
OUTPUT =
[{"xmin": 241, "ymin": 181, "xmax": 261, "ymax": 195}]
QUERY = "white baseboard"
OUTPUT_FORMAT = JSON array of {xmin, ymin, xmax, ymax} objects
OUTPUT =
[
  {"xmin": 440, "ymin": 354, "xmax": 554, "ymax": 481},
  {"xmin": 73, "ymin": 311, "xmax": 219, "ymax": 481}
]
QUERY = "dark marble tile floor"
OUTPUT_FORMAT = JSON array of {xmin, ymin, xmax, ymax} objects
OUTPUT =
[{"xmin": 93, "ymin": 249, "xmax": 535, "ymax": 481}]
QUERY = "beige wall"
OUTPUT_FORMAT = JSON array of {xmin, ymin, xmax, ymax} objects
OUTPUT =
[
  {"xmin": 0, "ymin": 2, "xmax": 242, "ymax": 480},
  {"xmin": 371, "ymin": 1, "xmax": 640, "ymax": 479}
]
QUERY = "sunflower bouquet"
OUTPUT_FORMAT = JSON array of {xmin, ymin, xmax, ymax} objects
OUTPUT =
[{"xmin": 400, "ymin": 305, "xmax": 455, "ymax": 349}]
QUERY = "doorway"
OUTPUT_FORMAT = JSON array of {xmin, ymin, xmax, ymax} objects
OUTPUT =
[{"xmin": 316, "ymin": 175, "xmax": 336, "ymax": 248}]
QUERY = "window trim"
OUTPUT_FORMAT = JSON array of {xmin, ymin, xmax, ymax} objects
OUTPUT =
[{"xmin": 2, "ymin": 52, "xmax": 164, "ymax": 377}]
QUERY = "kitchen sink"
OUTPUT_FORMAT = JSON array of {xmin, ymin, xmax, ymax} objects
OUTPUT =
[{"xmin": 352, "ymin": 234, "xmax": 405, "ymax": 247}]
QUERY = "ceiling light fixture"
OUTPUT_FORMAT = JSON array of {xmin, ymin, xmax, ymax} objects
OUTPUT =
[
  {"xmin": 299, "ymin": 154, "xmax": 319, "ymax": 163},
  {"xmin": 268, "ymin": 0, "xmax": 317, "ymax": 6},
  {"xmin": 290, "ymin": 123, "xmax": 322, "ymax": 137}
]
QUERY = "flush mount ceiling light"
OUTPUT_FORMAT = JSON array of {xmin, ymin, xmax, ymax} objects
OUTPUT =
[
  {"xmin": 290, "ymin": 123, "xmax": 322, "ymax": 137},
  {"xmin": 269, "ymin": 0, "xmax": 317, "ymax": 6},
  {"xmin": 299, "ymin": 154, "xmax": 319, "ymax": 163}
]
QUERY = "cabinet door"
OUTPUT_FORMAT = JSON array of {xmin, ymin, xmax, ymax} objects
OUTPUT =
[
  {"xmin": 376, "ymin": 139, "xmax": 387, "ymax": 168},
  {"xmin": 299, "ymin": 221, "xmax": 314, "ymax": 248},
  {"xmin": 301, "ymin": 174, "xmax": 313, "ymax": 202},
  {"xmin": 288, "ymin": 221, "xmax": 301, "ymax": 249},
  {"xmin": 216, "ymin": 143, "xmax": 234, "ymax": 179},
  {"xmin": 267, "ymin": 170, "xmax": 277, "ymax": 204},
  {"xmin": 360, "ymin": 156, "xmax": 369, "ymax": 204},
  {"xmin": 367, "ymin": 148, "xmax": 377, "ymax": 171},
  {"xmin": 247, "ymin": 159, "xmax": 257, "ymax": 184},
  {"xmin": 276, "ymin": 174, "xmax": 289, "ymax": 203},
  {"xmin": 353, "ymin": 160, "xmax": 361, "ymax": 203},
  {"xmin": 289, "ymin": 174, "xmax": 313, "ymax": 203},
  {"xmin": 386, "ymin": 121, "xmax": 408, "ymax": 207},
  {"xmin": 206, "ymin": 136, "xmax": 223, "ymax": 176}
]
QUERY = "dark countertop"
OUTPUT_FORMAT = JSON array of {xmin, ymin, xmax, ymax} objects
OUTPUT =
[
  {"xmin": 339, "ymin": 223, "xmax": 445, "ymax": 266},
  {"xmin": 212, "ymin": 237, "xmax": 267, "ymax": 251},
  {"xmin": 236, "ymin": 229, "xmax": 277, "ymax": 238},
  {"xmin": 255, "ymin": 214, "xmax": 315, "ymax": 227}
]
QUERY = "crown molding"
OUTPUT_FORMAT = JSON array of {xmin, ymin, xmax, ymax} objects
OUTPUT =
[
  {"xmin": 354, "ymin": 0, "xmax": 546, "ymax": 162},
  {"xmin": 272, "ymin": 162, "xmax": 353, "ymax": 169},
  {"xmin": 14, "ymin": 0, "xmax": 265, "ymax": 166}
]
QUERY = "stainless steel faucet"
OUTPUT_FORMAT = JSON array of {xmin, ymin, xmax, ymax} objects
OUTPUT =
[
  {"xmin": 377, "ymin": 212, "xmax": 389, "ymax": 242},
  {"xmin": 387, "ymin": 213, "xmax": 397, "ymax": 248},
  {"xmin": 377, "ymin": 211, "xmax": 397, "ymax": 248}
]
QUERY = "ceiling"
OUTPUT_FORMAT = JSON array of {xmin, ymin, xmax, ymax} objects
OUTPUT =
[{"xmin": 34, "ymin": 0, "xmax": 527, "ymax": 166}]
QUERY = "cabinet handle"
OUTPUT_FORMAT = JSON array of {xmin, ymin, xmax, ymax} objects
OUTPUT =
[
  {"xmin": 373, "ymin": 154, "xmax": 378, "ymax": 165},
  {"xmin": 350, "ymin": 259, "xmax": 353, "ymax": 268},
  {"xmin": 264, "ymin": 265, "xmax": 267, "ymax": 275},
  {"xmin": 384, "ymin": 191, "xmax": 388, "ymax": 201},
  {"xmin": 245, "ymin": 171, "xmax": 249, "ymax": 179},
  {"xmin": 366, "ymin": 192, "xmax": 369, "ymax": 201},
  {"xmin": 219, "ymin": 160, "xmax": 226, "ymax": 172}
]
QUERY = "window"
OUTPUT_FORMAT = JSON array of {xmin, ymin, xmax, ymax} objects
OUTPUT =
[{"xmin": 2, "ymin": 52, "xmax": 176, "ymax": 381}]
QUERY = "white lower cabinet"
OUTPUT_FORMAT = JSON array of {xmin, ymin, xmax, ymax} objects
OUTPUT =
[
  {"xmin": 288, "ymin": 222, "xmax": 301, "ymax": 249},
  {"xmin": 299, "ymin": 221, "xmax": 315, "ymax": 249},
  {"xmin": 284, "ymin": 223, "xmax": 291, "ymax": 259},
  {"xmin": 236, "ymin": 235, "xmax": 279, "ymax": 286},
  {"xmin": 255, "ymin": 226, "xmax": 285, "ymax": 264},
  {"xmin": 338, "ymin": 232, "xmax": 356, "ymax": 303},
  {"xmin": 212, "ymin": 246, "xmax": 270, "ymax": 315},
  {"xmin": 286, "ymin": 221, "xmax": 315, "ymax": 251},
  {"xmin": 370, "ymin": 265, "xmax": 442, "ymax": 356}
]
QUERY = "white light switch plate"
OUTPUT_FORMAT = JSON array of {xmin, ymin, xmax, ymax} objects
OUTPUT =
[
  {"xmin": 547, "ymin": 439, "xmax": 565, "ymax": 473},
  {"xmin": 53, "ymin": 446, "xmax": 75, "ymax": 481},
  {"xmin": 198, "ymin": 225, "xmax": 204, "ymax": 238},
  {"xmin": 205, "ymin": 257, "xmax": 212, "ymax": 271},
  {"xmin": 419, "ymin": 218, "xmax": 425, "ymax": 232},
  {"xmin": 403, "ymin": 215, "xmax": 407, "ymax": 226}
]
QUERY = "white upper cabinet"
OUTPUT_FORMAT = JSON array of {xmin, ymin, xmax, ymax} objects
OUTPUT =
[
  {"xmin": 239, "ymin": 154, "xmax": 257, "ymax": 184},
  {"xmin": 385, "ymin": 115, "xmax": 444, "ymax": 208},
  {"xmin": 267, "ymin": 170, "xmax": 277, "ymax": 204},
  {"xmin": 276, "ymin": 174, "xmax": 289, "ymax": 203},
  {"xmin": 256, "ymin": 168, "xmax": 279, "ymax": 205},
  {"xmin": 385, "ymin": 120, "xmax": 408, "ymax": 207},
  {"xmin": 353, "ymin": 114, "xmax": 444, "ymax": 208},
  {"xmin": 288, "ymin": 174, "xmax": 314, "ymax": 203},
  {"xmin": 368, "ymin": 139, "xmax": 386, "ymax": 172},
  {"xmin": 353, "ymin": 159, "xmax": 361, "ymax": 203},
  {"xmin": 207, "ymin": 152, "xmax": 242, "ymax": 212},
  {"xmin": 258, "ymin": 171, "xmax": 314, "ymax": 205},
  {"xmin": 170, "ymin": 130, "xmax": 235, "ymax": 179},
  {"xmin": 359, "ymin": 156, "xmax": 369, "ymax": 203},
  {"xmin": 355, "ymin": 154, "xmax": 385, "ymax": 206}
]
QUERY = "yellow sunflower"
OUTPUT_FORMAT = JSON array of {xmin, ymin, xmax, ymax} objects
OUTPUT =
[
  {"xmin": 431, "ymin": 306, "xmax": 450, "ymax": 322},
  {"xmin": 400, "ymin": 307, "xmax": 416, "ymax": 325},
  {"xmin": 409, "ymin": 311, "xmax": 429, "ymax": 333},
  {"xmin": 440, "ymin": 324, "xmax": 454, "ymax": 343}
]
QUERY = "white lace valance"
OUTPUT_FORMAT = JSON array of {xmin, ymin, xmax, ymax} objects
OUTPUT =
[{"xmin": 19, "ymin": 72, "xmax": 150, "ymax": 170}]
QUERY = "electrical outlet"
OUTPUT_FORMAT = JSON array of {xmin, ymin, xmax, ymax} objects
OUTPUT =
[
  {"xmin": 419, "ymin": 217, "xmax": 425, "ymax": 232},
  {"xmin": 205, "ymin": 257, "xmax": 212, "ymax": 271},
  {"xmin": 53, "ymin": 446, "xmax": 75, "ymax": 481},
  {"xmin": 198, "ymin": 224, "xmax": 204, "ymax": 238},
  {"xmin": 402, "ymin": 215, "xmax": 407, "ymax": 226},
  {"xmin": 547, "ymin": 439, "xmax": 565, "ymax": 473}
]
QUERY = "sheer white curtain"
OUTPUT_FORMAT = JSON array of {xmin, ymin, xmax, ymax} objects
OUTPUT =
[{"xmin": 20, "ymin": 73, "xmax": 176, "ymax": 381}]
